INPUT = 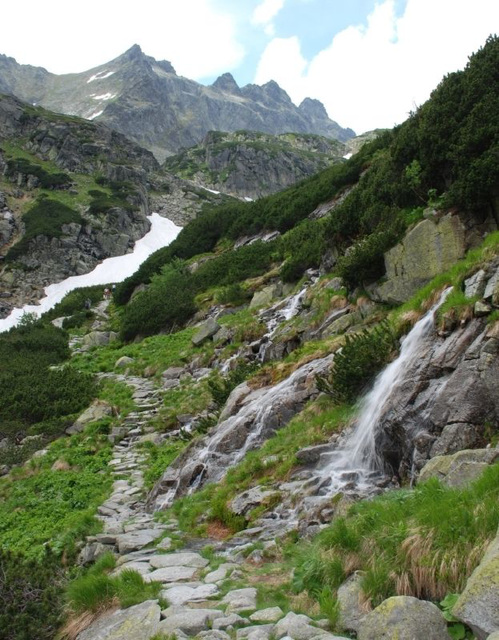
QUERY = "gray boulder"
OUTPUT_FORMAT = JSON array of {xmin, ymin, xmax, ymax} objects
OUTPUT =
[
  {"xmin": 337, "ymin": 572, "xmax": 367, "ymax": 633},
  {"xmin": 192, "ymin": 318, "xmax": 221, "ymax": 346},
  {"xmin": 273, "ymin": 612, "xmax": 328, "ymax": 640},
  {"xmin": 357, "ymin": 596, "xmax": 451, "ymax": 639},
  {"xmin": 452, "ymin": 526, "xmax": 499, "ymax": 639},
  {"xmin": 76, "ymin": 600, "xmax": 161, "ymax": 640},
  {"xmin": 230, "ymin": 487, "xmax": 280, "ymax": 517},
  {"xmin": 158, "ymin": 607, "xmax": 224, "ymax": 636},
  {"xmin": 418, "ymin": 448, "xmax": 499, "ymax": 487},
  {"xmin": 222, "ymin": 587, "xmax": 258, "ymax": 613},
  {"xmin": 66, "ymin": 400, "xmax": 113, "ymax": 435}
]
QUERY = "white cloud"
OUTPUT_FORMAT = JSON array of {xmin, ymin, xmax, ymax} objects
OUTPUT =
[
  {"xmin": 252, "ymin": 0, "xmax": 286, "ymax": 26},
  {"xmin": 254, "ymin": 0, "xmax": 499, "ymax": 134},
  {"xmin": 0, "ymin": 0, "xmax": 244, "ymax": 79}
]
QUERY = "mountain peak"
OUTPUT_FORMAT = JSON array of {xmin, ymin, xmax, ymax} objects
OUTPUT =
[
  {"xmin": 262, "ymin": 80, "xmax": 292, "ymax": 104},
  {"xmin": 120, "ymin": 44, "xmax": 145, "ymax": 62},
  {"xmin": 299, "ymin": 98, "xmax": 328, "ymax": 119},
  {"xmin": 212, "ymin": 73, "xmax": 240, "ymax": 94}
]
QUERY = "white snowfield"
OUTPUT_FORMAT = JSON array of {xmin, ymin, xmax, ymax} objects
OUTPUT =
[
  {"xmin": 87, "ymin": 70, "xmax": 115, "ymax": 83},
  {"xmin": 0, "ymin": 213, "xmax": 181, "ymax": 333}
]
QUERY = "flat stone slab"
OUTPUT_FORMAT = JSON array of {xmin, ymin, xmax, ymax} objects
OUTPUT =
[
  {"xmin": 145, "ymin": 565, "xmax": 199, "ymax": 583},
  {"xmin": 213, "ymin": 614, "xmax": 249, "ymax": 630},
  {"xmin": 111, "ymin": 561, "xmax": 151, "ymax": 577},
  {"xmin": 162, "ymin": 583, "xmax": 220, "ymax": 606},
  {"xmin": 204, "ymin": 563, "xmax": 238, "ymax": 583},
  {"xmin": 250, "ymin": 607, "xmax": 284, "ymax": 623},
  {"xmin": 116, "ymin": 529, "xmax": 162, "ymax": 554},
  {"xmin": 274, "ymin": 612, "xmax": 326, "ymax": 640},
  {"xmin": 222, "ymin": 588, "xmax": 258, "ymax": 613},
  {"xmin": 149, "ymin": 552, "xmax": 209, "ymax": 569},
  {"xmin": 76, "ymin": 600, "xmax": 161, "ymax": 640},
  {"xmin": 237, "ymin": 624, "xmax": 275, "ymax": 640},
  {"xmin": 158, "ymin": 607, "xmax": 224, "ymax": 636}
]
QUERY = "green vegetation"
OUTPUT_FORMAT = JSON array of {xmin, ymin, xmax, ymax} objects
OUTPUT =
[
  {"xmin": 0, "ymin": 320, "xmax": 96, "ymax": 448},
  {"xmin": 0, "ymin": 548, "xmax": 65, "ymax": 640},
  {"xmin": 88, "ymin": 178, "xmax": 137, "ymax": 214},
  {"xmin": 292, "ymin": 465, "xmax": 499, "ymax": 607},
  {"xmin": 139, "ymin": 440, "xmax": 187, "ymax": 489},
  {"xmin": 6, "ymin": 195, "xmax": 84, "ymax": 261},
  {"xmin": 0, "ymin": 428, "xmax": 113, "ymax": 559},
  {"xmin": 67, "ymin": 555, "xmax": 162, "ymax": 613},
  {"xmin": 5, "ymin": 156, "xmax": 71, "ymax": 189},
  {"xmin": 317, "ymin": 322, "xmax": 398, "ymax": 404}
]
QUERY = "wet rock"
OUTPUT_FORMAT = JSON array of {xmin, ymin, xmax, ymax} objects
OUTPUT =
[
  {"xmin": 296, "ymin": 444, "xmax": 334, "ymax": 465},
  {"xmin": 76, "ymin": 600, "xmax": 161, "ymax": 640},
  {"xmin": 453, "ymin": 526, "xmax": 499, "ymax": 639},
  {"xmin": 230, "ymin": 487, "xmax": 280, "ymax": 516},
  {"xmin": 219, "ymin": 382, "xmax": 252, "ymax": 421},
  {"xmin": 357, "ymin": 596, "xmax": 450, "ymax": 640},
  {"xmin": 192, "ymin": 318, "xmax": 221, "ymax": 346}
]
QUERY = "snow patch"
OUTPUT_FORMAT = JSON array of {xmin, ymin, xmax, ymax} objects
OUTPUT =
[
  {"xmin": 87, "ymin": 110, "xmax": 104, "ymax": 121},
  {"xmin": 0, "ymin": 214, "xmax": 182, "ymax": 333},
  {"xmin": 87, "ymin": 70, "xmax": 115, "ymax": 83},
  {"xmin": 92, "ymin": 93, "xmax": 116, "ymax": 101},
  {"xmin": 343, "ymin": 152, "xmax": 353, "ymax": 160},
  {"xmin": 244, "ymin": 197, "xmax": 253, "ymax": 202}
]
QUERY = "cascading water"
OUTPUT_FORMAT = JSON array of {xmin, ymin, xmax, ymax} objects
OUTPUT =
[{"xmin": 319, "ymin": 288, "xmax": 452, "ymax": 494}]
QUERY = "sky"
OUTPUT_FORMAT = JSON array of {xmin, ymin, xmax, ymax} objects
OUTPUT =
[{"xmin": 2, "ymin": 0, "xmax": 498, "ymax": 134}]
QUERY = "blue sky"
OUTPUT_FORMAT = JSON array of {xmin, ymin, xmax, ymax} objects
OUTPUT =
[{"xmin": 2, "ymin": 0, "xmax": 498, "ymax": 133}]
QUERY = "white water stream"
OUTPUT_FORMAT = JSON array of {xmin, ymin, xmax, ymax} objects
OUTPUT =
[
  {"xmin": 0, "ymin": 213, "xmax": 181, "ymax": 333},
  {"xmin": 320, "ymin": 289, "xmax": 451, "ymax": 493}
]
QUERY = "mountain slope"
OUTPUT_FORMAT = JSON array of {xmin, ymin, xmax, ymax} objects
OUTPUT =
[
  {"xmin": 164, "ymin": 130, "xmax": 347, "ymax": 199},
  {"xmin": 0, "ymin": 45, "xmax": 355, "ymax": 161}
]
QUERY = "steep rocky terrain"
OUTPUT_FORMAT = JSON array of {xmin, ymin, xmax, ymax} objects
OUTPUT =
[
  {"xmin": 164, "ymin": 131, "xmax": 346, "ymax": 200},
  {"xmin": 0, "ymin": 46, "xmax": 355, "ymax": 161},
  {"xmin": 0, "ymin": 94, "xmax": 229, "ymax": 314},
  {"xmin": 0, "ymin": 35, "xmax": 498, "ymax": 640}
]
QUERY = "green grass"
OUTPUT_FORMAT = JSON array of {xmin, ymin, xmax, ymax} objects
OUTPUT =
[
  {"xmin": 71, "ymin": 326, "xmax": 198, "ymax": 376},
  {"xmin": 291, "ymin": 464, "xmax": 499, "ymax": 608},
  {"xmin": 138, "ymin": 440, "xmax": 188, "ymax": 489},
  {"xmin": 98, "ymin": 379, "xmax": 136, "ymax": 417}
]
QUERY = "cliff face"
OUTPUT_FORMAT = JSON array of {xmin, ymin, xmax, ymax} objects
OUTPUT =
[
  {"xmin": 0, "ymin": 46, "xmax": 355, "ymax": 161},
  {"xmin": 164, "ymin": 130, "xmax": 346, "ymax": 199}
]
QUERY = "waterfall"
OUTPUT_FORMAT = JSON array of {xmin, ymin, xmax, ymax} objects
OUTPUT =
[{"xmin": 321, "ymin": 288, "xmax": 451, "ymax": 492}]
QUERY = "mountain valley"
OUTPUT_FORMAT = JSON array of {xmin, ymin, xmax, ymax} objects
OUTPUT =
[{"xmin": 0, "ymin": 35, "xmax": 498, "ymax": 640}]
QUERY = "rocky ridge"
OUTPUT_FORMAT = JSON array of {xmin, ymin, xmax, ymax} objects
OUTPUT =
[{"xmin": 0, "ymin": 46, "xmax": 355, "ymax": 161}]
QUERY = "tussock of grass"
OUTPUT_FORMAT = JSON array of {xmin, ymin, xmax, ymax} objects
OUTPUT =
[{"xmin": 292, "ymin": 464, "xmax": 499, "ymax": 608}]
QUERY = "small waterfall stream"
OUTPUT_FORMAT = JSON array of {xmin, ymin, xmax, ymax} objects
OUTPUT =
[{"xmin": 319, "ymin": 288, "xmax": 451, "ymax": 494}]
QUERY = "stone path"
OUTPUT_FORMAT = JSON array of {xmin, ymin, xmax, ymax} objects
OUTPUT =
[{"xmin": 76, "ymin": 370, "xmax": 348, "ymax": 640}]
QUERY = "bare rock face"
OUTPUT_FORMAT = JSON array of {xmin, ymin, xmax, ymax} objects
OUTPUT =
[{"xmin": 370, "ymin": 318, "xmax": 499, "ymax": 481}]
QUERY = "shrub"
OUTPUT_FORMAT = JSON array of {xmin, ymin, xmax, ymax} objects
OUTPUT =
[
  {"xmin": 0, "ymin": 548, "xmax": 65, "ymax": 640},
  {"xmin": 5, "ymin": 157, "xmax": 71, "ymax": 189},
  {"xmin": 6, "ymin": 196, "xmax": 84, "ymax": 262},
  {"xmin": 317, "ymin": 322, "xmax": 398, "ymax": 404},
  {"xmin": 207, "ymin": 361, "xmax": 259, "ymax": 409}
]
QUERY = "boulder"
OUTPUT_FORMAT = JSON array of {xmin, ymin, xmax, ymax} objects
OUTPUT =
[
  {"xmin": 474, "ymin": 301, "xmax": 492, "ymax": 317},
  {"xmin": 66, "ymin": 400, "xmax": 113, "ymax": 435},
  {"xmin": 230, "ymin": 487, "xmax": 281, "ymax": 517},
  {"xmin": 115, "ymin": 356, "xmax": 134, "ymax": 368},
  {"xmin": 464, "ymin": 270, "xmax": 488, "ymax": 298},
  {"xmin": 237, "ymin": 624, "xmax": 275, "ymax": 640},
  {"xmin": 249, "ymin": 607, "xmax": 284, "ymax": 623},
  {"xmin": 273, "ymin": 612, "xmax": 327, "ymax": 640},
  {"xmin": 116, "ymin": 529, "xmax": 162, "ymax": 554},
  {"xmin": 250, "ymin": 284, "xmax": 282, "ymax": 309},
  {"xmin": 162, "ymin": 366, "xmax": 186, "ymax": 380},
  {"xmin": 418, "ymin": 448, "xmax": 499, "ymax": 487},
  {"xmin": 192, "ymin": 318, "xmax": 221, "ymax": 347},
  {"xmin": 357, "ymin": 596, "xmax": 451, "ymax": 640},
  {"xmin": 337, "ymin": 572, "xmax": 367, "ymax": 633},
  {"xmin": 452, "ymin": 526, "xmax": 499, "ymax": 639},
  {"xmin": 149, "ymin": 552, "xmax": 209, "ymax": 569},
  {"xmin": 370, "ymin": 214, "xmax": 466, "ymax": 304},
  {"xmin": 158, "ymin": 607, "xmax": 223, "ymax": 636},
  {"xmin": 82, "ymin": 331, "xmax": 114, "ymax": 348},
  {"xmin": 76, "ymin": 600, "xmax": 161, "ymax": 640},
  {"xmin": 221, "ymin": 587, "xmax": 258, "ymax": 613},
  {"xmin": 213, "ymin": 613, "xmax": 249, "ymax": 630}
]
